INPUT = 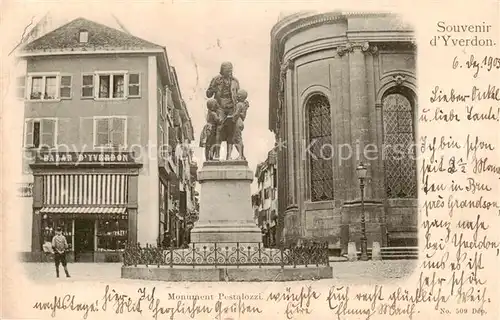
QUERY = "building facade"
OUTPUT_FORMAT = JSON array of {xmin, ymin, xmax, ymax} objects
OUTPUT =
[
  {"xmin": 269, "ymin": 12, "xmax": 417, "ymax": 250},
  {"xmin": 16, "ymin": 18, "xmax": 195, "ymax": 262},
  {"xmin": 253, "ymin": 150, "xmax": 278, "ymax": 247}
]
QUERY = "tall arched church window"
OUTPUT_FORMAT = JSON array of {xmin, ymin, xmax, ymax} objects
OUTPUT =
[
  {"xmin": 382, "ymin": 92, "xmax": 417, "ymax": 198},
  {"xmin": 307, "ymin": 94, "xmax": 333, "ymax": 201}
]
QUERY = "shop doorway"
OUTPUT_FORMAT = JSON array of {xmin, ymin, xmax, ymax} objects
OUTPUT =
[{"xmin": 74, "ymin": 219, "xmax": 95, "ymax": 262}]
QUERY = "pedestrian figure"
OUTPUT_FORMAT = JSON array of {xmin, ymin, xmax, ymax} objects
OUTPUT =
[{"xmin": 52, "ymin": 227, "xmax": 71, "ymax": 278}]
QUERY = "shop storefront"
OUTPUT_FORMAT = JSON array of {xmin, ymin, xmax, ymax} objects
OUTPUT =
[{"xmin": 30, "ymin": 151, "xmax": 141, "ymax": 262}]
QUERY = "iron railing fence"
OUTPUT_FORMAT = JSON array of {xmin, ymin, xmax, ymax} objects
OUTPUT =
[{"xmin": 123, "ymin": 241, "xmax": 329, "ymax": 268}]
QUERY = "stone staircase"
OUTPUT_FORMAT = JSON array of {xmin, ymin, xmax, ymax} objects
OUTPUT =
[
  {"xmin": 328, "ymin": 246, "xmax": 419, "ymax": 262},
  {"xmin": 355, "ymin": 247, "xmax": 419, "ymax": 260}
]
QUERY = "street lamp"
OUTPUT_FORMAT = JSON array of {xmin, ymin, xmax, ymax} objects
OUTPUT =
[{"xmin": 356, "ymin": 162, "xmax": 369, "ymax": 261}]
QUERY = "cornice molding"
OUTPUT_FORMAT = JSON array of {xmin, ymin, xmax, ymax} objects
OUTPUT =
[
  {"xmin": 272, "ymin": 11, "xmax": 401, "ymax": 38},
  {"xmin": 269, "ymin": 10, "xmax": 416, "ymax": 133}
]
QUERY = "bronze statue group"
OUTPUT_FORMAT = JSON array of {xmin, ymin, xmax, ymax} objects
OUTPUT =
[{"xmin": 200, "ymin": 62, "xmax": 249, "ymax": 161}]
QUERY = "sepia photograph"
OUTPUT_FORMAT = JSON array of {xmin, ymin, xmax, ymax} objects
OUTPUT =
[
  {"xmin": 9, "ymin": 8, "xmax": 418, "ymax": 284},
  {"xmin": 2, "ymin": 1, "xmax": 498, "ymax": 319}
]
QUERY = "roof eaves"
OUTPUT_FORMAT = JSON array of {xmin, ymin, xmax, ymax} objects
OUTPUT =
[{"xmin": 15, "ymin": 48, "xmax": 164, "ymax": 58}]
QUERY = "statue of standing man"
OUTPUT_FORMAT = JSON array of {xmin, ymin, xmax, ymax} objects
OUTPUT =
[{"xmin": 206, "ymin": 62, "xmax": 240, "ymax": 160}]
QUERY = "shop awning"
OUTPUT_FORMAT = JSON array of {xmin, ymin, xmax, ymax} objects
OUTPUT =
[
  {"xmin": 39, "ymin": 206, "xmax": 127, "ymax": 214},
  {"xmin": 43, "ymin": 173, "xmax": 128, "ymax": 205}
]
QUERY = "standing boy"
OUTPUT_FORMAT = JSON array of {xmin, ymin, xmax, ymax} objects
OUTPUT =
[{"xmin": 52, "ymin": 227, "xmax": 71, "ymax": 278}]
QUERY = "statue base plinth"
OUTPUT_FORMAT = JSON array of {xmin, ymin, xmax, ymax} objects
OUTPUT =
[{"xmin": 190, "ymin": 160, "xmax": 262, "ymax": 244}]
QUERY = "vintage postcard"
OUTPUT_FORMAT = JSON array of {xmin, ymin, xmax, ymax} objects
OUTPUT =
[{"xmin": 1, "ymin": 0, "xmax": 499, "ymax": 319}]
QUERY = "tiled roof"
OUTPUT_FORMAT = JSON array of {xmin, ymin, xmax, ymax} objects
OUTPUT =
[{"xmin": 21, "ymin": 17, "xmax": 163, "ymax": 53}]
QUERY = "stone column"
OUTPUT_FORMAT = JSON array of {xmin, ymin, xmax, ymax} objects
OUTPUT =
[
  {"xmin": 280, "ymin": 59, "xmax": 300, "ymax": 242},
  {"xmin": 347, "ymin": 42, "xmax": 371, "ymax": 199},
  {"xmin": 284, "ymin": 60, "xmax": 296, "ymax": 207},
  {"xmin": 337, "ymin": 47, "xmax": 353, "ymax": 200},
  {"xmin": 364, "ymin": 45, "xmax": 379, "ymax": 199}
]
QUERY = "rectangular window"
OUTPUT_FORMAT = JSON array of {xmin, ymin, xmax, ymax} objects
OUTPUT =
[
  {"xmin": 24, "ymin": 118, "xmax": 57, "ymax": 149},
  {"xmin": 59, "ymin": 75, "xmax": 72, "ymax": 99},
  {"xmin": 32, "ymin": 121, "xmax": 39, "ymax": 148},
  {"xmin": 96, "ymin": 219, "xmax": 128, "ymax": 251},
  {"xmin": 31, "ymin": 77, "xmax": 43, "ymax": 100},
  {"xmin": 27, "ymin": 74, "xmax": 72, "ymax": 101},
  {"xmin": 84, "ymin": 72, "xmax": 140, "ymax": 100},
  {"xmin": 94, "ymin": 117, "xmax": 127, "ymax": 148},
  {"xmin": 98, "ymin": 75, "xmax": 110, "ymax": 98},
  {"xmin": 113, "ymin": 75, "xmax": 124, "ymax": 98},
  {"xmin": 44, "ymin": 76, "xmax": 57, "ymax": 99},
  {"xmin": 82, "ymin": 74, "xmax": 94, "ymax": 98},
  {"xmin": 128, "ymin": 73, "xmax": 140, "ymax": 97}
]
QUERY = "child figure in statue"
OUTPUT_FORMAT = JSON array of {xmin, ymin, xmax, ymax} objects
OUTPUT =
[
  {"xmin": 230, "ymin": 89, "xmax": 249, "ymax": 160},
  {"xmin": 199, "ymin": 99, "xmax": 220, "ymax": 161}
]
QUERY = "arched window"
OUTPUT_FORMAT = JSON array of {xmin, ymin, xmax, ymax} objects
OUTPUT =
[
  {"xmin": 382, "ymin": 92, "xmax": 417, "ymax": 198},
  {"xmin": 307, "ymin": 94, "xmax": 333, "ymax": 201}
]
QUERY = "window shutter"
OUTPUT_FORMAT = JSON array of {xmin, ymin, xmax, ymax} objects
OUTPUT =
[
  {"xmin": 96, "ymin": 118, "xmax": 110, "ymax": 147},
  {"xmin": 165, "ymin": 87, "xmax": 173, "ymax": 109},
  {"xmin": 111, "ymin": 117, "xmax": 126, "ymax": 147},
  {"xmin": 158, "ymin": 88, "xmax": 165, "ymax": 117},
  {"xmin": 128, "ymin": 73, "xmax": 140, "ymax": 97},
  {"xmin": 17, "ymin": 76, "xmax": 26, "ymax": 99},
  {"xmin": 60, "ymin": 75, "xmax": 72, "ymax": 99},
  {"xmin": 172, "ymin": 109, "xmax": 181, "ymax": 126},
  {"xmin": 41, "ymin": 119, "xmax": 56, "ymax": 148},
  {"xmin": 24, "ymin": 119, "xmax": 34, "ymax": 147},
  {"xmin": 81, "ymin": 74, "xmax": 94, "ymax": 98}
]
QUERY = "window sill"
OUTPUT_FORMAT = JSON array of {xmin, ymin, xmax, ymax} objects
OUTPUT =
[
  {"xmin": 26, "ymin": 99, "xmax": 61, "ymax": 103},
  {"xmin": 93, "ymin": 146, "xmax": 128, "ymax": 150},
  {"xmin": 23, "ymin": 147, "xmax": 57, "ymax": 151},
  {"xmin": 94, "ymin": 97, "xmax": 128, "ymax": 101}
]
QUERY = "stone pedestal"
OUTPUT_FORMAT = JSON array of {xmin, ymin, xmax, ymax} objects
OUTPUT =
[{"xmin": 190, "ymin": 161, "xmax": 262, "ymax": 243}]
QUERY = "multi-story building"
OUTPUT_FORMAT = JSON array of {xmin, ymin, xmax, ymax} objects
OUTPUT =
[
  {"xmin": 253, "ymin": 150, "xmax": 278, "ymax": 246},
  {"xmin": 269, "ymin": 12, "xmax": 417, "ymax": 250},
  {"xmin": 16, "ymin": 17, "xmax": 195, "ymax": 262}
]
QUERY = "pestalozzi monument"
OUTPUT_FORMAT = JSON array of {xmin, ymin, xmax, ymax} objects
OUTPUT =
[{"xmin": 121, "ymin": 62, "xmax": 332, "ymax": 281}]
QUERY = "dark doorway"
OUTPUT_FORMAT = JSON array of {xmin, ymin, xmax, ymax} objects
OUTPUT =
[{"xmin": 74, "ymin": 219, "xmax": 94, "ymax": 262}]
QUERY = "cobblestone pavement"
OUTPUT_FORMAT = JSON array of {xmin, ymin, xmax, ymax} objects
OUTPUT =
[{"xmin": 22, "ymin": 260, "xmax": 417, "ymax": 284}]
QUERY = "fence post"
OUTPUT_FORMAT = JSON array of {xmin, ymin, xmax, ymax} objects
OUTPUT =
[
  {"xmin": 280, "ymin": 241, "xmax": 284, "ymax": 269},
  {"xmin": 192, "ymin": 242, "xmax": 196, "ymax": 269},
  {"xmin": 258, "ymin": 242, "xmax": 262, "ymax": 268},
  {"xmin": 214, "ymin": 243, "xmax": 218, "ymax": 269},
  {"xmin": 169, "ymin": 242, "xmax": 173, "ymax": 268},
  {"xmin": 157, "ymin": 245, "xmax": 160, "ymax": 268},
  {"xmin": 134, "ymin": 243, "xmax": 139, "ymax": 267},
  {"xmin": 304, "ymin": 243, "xmax": 308, "ymax": 268},
  {"xmin": 236, "ymin": 242, "xmax": 240, "ymax": 268}
]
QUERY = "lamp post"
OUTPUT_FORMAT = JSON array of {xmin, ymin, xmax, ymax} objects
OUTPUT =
[{"xmin": 356, "ymin": 162, "xmax": 369, "ymax": 261}]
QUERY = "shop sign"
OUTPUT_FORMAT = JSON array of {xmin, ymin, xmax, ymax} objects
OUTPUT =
[
  {"xmin": 35, "ymin": 152, "xmax": 135, "ymax": 164},
  {"xmin": 18, "ymin": 183, "xmax": 33, "ymax": 197}
]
